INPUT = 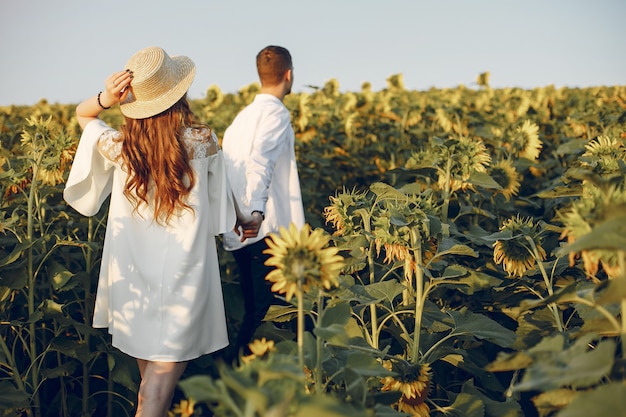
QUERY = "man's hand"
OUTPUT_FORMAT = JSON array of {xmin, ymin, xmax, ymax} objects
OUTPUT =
[{"xmin": 233, "ymin": 211, "xmax": 264, "ymax": 242}]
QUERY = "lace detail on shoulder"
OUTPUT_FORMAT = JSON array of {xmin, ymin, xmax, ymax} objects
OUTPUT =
[
  {"xmin": 97, "ymin": 129, "xmax": 123, "ymax": 161},
  {"xmin": 95, "ymin": 126, "xmax": 218, "ymax": 162},
  {"xmin": 182, "ymin": 126, "xmax": 220, "ymax": 159}
]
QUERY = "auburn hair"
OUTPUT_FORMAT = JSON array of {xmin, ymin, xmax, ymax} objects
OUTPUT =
[
  {"xmin": 118, "ymin": 96, "xmax": 195, "ymax": 225},
  {"xmin": 256, "ymin": 45, "xmax": 292, "ymax": 87}
]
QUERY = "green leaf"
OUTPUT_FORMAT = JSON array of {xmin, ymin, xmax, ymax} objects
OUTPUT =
[
  {"xmin": 320, "ymin": 301, "xmax": 351, "ymax": 327},
  {"xmin": 526, "ymin": 332, "xmax": 566, "ymax": 354},
  {"xmin": 343, "ymin": 367, "xmax": 366, "ymax": 404},
  {"xmin": 48, "ymin": 260, "xmax": 76, "ymax": 291},
  {"xmin": 314, "ymin": 323, "xmax": 350, "ymax": 346},
  {"xmin": 461, "ymin": 380, "xmax": 523, "ymax": 417},
  {"xmin": 350, "ymin": 280, "xmax": 406, "ymax": 305},
  {"xmin": 453, "ymin": 269, "xmax": 502, "ymax": 295},
  {"xmin": 345, "ymin": 351, "xmax": 394, "ymax": 377},
  {"xmin": 450, "ymin": 309, "xmax": 516, "ymax": 348},
  {"xmin": 294, "ymin": 395, "xmax": 365, "ymax": 417},
  {"xmin": 555, "ymin": 210, "xmax": 626, "ymax": 255},
  {"xmin": 596, "ymin": 278, "xmax": 626, "ymax": 304},
  {"xmin": 556, "ymin": 382, "xmax": 626, "ymax": 417},
  {"xmin": 370, "ymin": 182, "xmax": 412, "ymax": 202},
  {"xmin": 108, "ymin": 350, "xmax": 139, "ymax": 392},
  {"xmin": 519, "ymin": 282, "xmax": 578, "ymax": 311},
  {"xmin": 0, "ymin": 381, "xmax": 29, "ymax": 409},
  {"xmin": 373, "ymin": 402, "xmax": 406, "ymax": 416},
  {"xmin": 317, "ymin": 302, "xmax": 353, "ymax": 343},
  {"xmin": 265, "ymin": 304, "xmax": 298, "ymax": 323},
  {"xmin": 220, "ymin": 365, "xmax": 269, "ymax": 412},
  {"xmin": 532, "ymin": 389, "xmax": 578, "ymax": 416},
  {"xmin": 439, "ymin": 264, "xmax": 467, "ymax": 279},
  {"xmin": 40, "ymin": 361, "xmax": 79, "ymax": 378},
  {"xmin": 421, "ymin": 300, "xmax": 454, "ymax": 332},
  {"xmin": 535, "ymin": 185, "xmax": 583, "ymax": 199},
  {"xmin": 555, "ymin": 138, "xmax": 587, "ymax": 156},
  {"xmin": 178, "ymin": 375, "xmax": 222, "ymax": 403},
  {"xmin": 0, "ymin": 241, "xmax": 31, "ymax": 268},
  {"xmin": 49, "ymin": 333, "xmax": 95, "ymax": 364},
  {"xmin": 467, "ymin": 171, "xmax": 502, "ymax": 190},
  {"xmin": 486, "ymin": 351, "xmax": 533, "ymax": 372},
  {"xmin": 337, "ymin": 234, "xmax": 369, "ymax": 253},
  {"xmin": 515, "ymin": 338, "xmax": 616, "ymax": 392},
  {"xmin": 512, "ymin": 307, "xmax": 558, "ymax": 350},
  {"xmin": 0, "ymin": 266, "xmax": 27, "ymax": 290},
  {"xmin": 430, "ymin": 244, "xmax": 478, "ymax": 264},
  {"xmin": 443, "ymin": 392, "xmax": 485, "ymax": 417}
]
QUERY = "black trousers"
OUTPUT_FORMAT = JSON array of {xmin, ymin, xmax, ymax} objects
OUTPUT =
[{"xmin": 231, "ymin": 238, "xmax": 275, "ymax": 353}]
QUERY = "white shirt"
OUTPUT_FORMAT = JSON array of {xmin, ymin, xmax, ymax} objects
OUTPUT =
[{"xmin": 221, "ymin": 93, "xmax": 305, "ymax": 250}]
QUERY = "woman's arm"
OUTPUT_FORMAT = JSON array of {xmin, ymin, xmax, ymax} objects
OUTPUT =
[{"xmin": 76, "ymin": 70, "xmax": 133, "ymax": 129}]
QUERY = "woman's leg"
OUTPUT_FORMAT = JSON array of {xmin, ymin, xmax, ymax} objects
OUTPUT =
[{"xmin": 134, "ymin": 359, "xmax": 187, "ymax": 417}]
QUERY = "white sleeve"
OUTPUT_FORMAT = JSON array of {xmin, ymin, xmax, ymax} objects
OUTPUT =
[
  {"xmin": 63, "ymin": 119, "xmax": 115, "ymax": 216},
  {"xmin": 246, "ymin": 109, "xmax": 290, "ymax": 212},
  {"xmin": 207, "ymin": 150, "xmax": 237, "ymax": 235}
]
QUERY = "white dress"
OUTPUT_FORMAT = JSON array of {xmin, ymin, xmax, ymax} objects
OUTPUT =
[{"xmin": 64, "ymin": 119, "xmax": 235, "ymax": 362}]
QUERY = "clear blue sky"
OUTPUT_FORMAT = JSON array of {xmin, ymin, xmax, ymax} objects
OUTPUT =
[{"xmin": 1, "ymin": 0, "xmax": 624, "ymax": 106}]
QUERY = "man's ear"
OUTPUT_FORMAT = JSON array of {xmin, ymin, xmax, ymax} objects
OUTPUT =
[{"xmin": 285, "ymin": 68, "xmax": 292, "ymax": 83}]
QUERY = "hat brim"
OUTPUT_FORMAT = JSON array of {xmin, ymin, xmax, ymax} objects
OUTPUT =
[{"xmin": 120, "ymin": 56, "xmax": 196, "ymax": 119}]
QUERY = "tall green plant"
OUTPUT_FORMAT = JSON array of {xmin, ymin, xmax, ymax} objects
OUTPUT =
[{"xmin": 0, "ymin": 116, "xmax": 137, "ymax": 417}]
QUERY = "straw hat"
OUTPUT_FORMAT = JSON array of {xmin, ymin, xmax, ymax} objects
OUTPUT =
[{"xmin": 120, "ymin": 46, "xmax": 196, "ymax": 119}]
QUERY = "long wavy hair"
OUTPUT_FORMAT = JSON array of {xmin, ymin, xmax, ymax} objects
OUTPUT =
[{"xmin": 118, "ymin": 95, "xmax": 196, "ymax": 225}]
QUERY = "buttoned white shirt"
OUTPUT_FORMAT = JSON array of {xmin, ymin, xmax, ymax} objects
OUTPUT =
[{"xmin": 221, "ymin": 94, "xmax": 305, "ymax": 250}]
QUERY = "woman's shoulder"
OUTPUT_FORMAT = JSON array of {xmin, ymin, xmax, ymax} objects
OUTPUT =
[
  {"xmin": 97, "ymin": 129, "xmax": 123, "ymax": 162},
  {"xmin": 183, "ymin": 124, "xmax": 219, "ymax": 159}
]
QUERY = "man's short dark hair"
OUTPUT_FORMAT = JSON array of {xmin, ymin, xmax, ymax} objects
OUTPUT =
[{"xmin": 256, "ymin": 45, "xmax": 292, "ymax": 87}]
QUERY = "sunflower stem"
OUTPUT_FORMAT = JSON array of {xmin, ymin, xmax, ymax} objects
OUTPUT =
[
  {"xmin": 525, "ymin": 236, "xmax": 564, "ymax": 332},
  {"xmin": 27, "ymin": 142, "xmax": 45, "ymax": 417},
  {"xmin": 364, "ymin": 222, "xmax": 379, "ymax": 349},
  {"xmin": 571, "ymin": 296, "xmax": 621, "ymax": 334},
  {"xmin": 410, "ymin": 228, "xmax": 424, "ymax": 364},
  {"xmin": 297, "ymin": 278, "xmax": 305, "ymax": 377},
  {"xmin": 440, "ymin": 157, "xmax": 452, "ymax": 227},
  {"xmin": 315, "ymin": 291, "xmax": 324, "ymax": 395},
  {"xmin": 618, "ymin": 251, "xmax": 626, "ymax": 360}
]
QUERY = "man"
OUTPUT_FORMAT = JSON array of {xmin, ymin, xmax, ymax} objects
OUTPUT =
[{"xmin": 221, "ymin": 45, "xmax": 305, "ymax": 356}]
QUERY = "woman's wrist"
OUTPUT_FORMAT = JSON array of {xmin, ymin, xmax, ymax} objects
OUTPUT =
[
  {"xmin": 97, "ymin": 91, "xmax": 111, "ymax": 109},
  {"xmin": 97, "ymin": 91, "xmax": 116, "ymax": 109}
]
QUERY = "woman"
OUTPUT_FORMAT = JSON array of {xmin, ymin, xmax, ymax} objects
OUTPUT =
[{"xmin": 64, "ymin": 46, "xmax": 236, "ymax": 417}]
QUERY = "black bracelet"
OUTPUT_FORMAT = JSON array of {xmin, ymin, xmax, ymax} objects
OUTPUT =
[
  {"xmin": 252, "ymin": 210, "xmax": 265, "ymax": 220},
  {"xmin": 97, "ymin": 91, "xmax": 111, "ymax": 110}
]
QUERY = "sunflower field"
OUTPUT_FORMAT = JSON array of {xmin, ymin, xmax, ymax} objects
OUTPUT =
[{"xmin": 1, "ymin": 75, "xmax": 625, "ymax": 417}]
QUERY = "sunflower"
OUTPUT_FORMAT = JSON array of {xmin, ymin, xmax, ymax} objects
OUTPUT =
[
  {"xmin": 168, "ymin": 398, "xmax": 196, "ymax": 417},
  {"xmin": 37, "ymin": 166, "xmax": 65, "ymax": 186},
  {"xmin": 437, "ymin": 136, "xmax": 492, "ymax": 192},
  {"xmin": 296, "ymin": 93, "xmax": 312, "ymax": 132},
  {"xmin": 381, "ymin": 361, "xmax": 432, "ymax": 417},
  {"xmin": 510, "ymin": 120, "xmax": 542, "ymax": 161},
  {"xmin": 205, "ymin": 84, "xmax": 224, "ymax": 109},
  {"xmin": 323, "ymin": 188, "xmax": 369, "ymax": 236},
  {"xmin": 493, "ymin": 215, "xmax": 546, "ymax": 277},
  {"xmin": 435, "ymin": 108, "xmax": 454, "ymax": 133},
  {"xmin": 36, "ymin": 144, "xmax": 75, "ymax": 186},
  {"xmin": 580, "ymin": 135, "xmax": 626, "ymax": 176},
  {"xmin": 559, "ymin": 186, "xmax": 626, "ymax": 279},
  {"xmin": 490, "ymin": 159, "xmax": 521, "ymax": 200},
  {"xmin": 371, "ymin": 198, "xmax": 436, "ymax": 282},
  {"xmin": 264, "ymin": 223, "xmax": 344, "ymax": 301},
  {"xmin": 323, "ymin": 195, "xmax": 349, "ymax": 237},
  {"xmin": 241, "ymin": 337, "xmax": 276, "ymax": 365}
]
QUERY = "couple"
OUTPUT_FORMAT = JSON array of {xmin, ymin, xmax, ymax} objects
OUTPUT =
[{"xmin": 63, "ymin": 45, "xmax": 305, "ymax": 417}]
